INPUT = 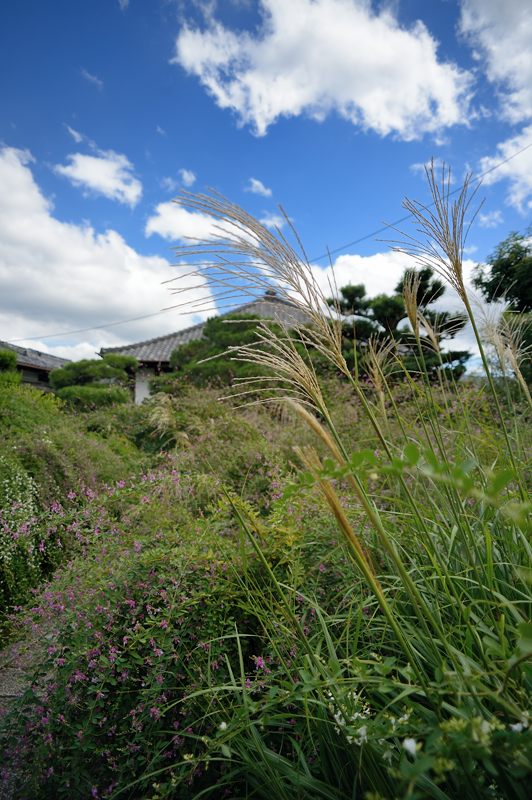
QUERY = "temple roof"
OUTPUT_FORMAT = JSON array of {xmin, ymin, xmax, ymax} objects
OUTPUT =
[{"xmin": 100, "ymin": 293, "xmax": 311, "ymax": 365}]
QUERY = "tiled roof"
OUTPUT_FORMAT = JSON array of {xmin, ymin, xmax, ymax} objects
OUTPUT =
[
  {"xmin": 0, "ymin": 340, "xmax": 70, "ymax": 372},
  {"xmin": 100, "ymin": 293, "xmax": 311, "ymax": 365},
  {"xmin": 100, "ymin": 321, "xmax": 207, "ymax": 363}
]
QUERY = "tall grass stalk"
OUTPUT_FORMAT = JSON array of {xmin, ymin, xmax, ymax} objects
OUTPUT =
[{"xmin": 170, "ymin": 170, "xmax": 531, "ymax": 798}]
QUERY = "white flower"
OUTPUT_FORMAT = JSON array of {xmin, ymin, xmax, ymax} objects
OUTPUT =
[
  {"xmin": 218, "ymin": 721, "xmax": 228, "ymax": 731},
  {"xmin": 509, "ymin": 722, "xmax": 525, "ymax": 732},
  {"xmin": 354, "ymin": 725, "xmax": 368, "ymax": 745},
  {"xmin": 402, "ymin": 737, "xmax": 417, "ymax": 757}
]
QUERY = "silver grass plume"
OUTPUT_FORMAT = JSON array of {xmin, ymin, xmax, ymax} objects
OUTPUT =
[{"xmin": 392, "ymin": 160, "xmax": 481, "ymax": 303}]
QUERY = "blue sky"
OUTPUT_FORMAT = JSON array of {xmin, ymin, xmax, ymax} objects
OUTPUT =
[{"xmin": 1, "ymin": 0, "xmax": 531, "ymax": 361}]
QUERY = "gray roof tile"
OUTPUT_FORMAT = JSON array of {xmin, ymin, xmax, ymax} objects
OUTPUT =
[
  {"xmin": 100, "ymin": 294, "xmax": 311, "ymax": 364},
  {"xmin": 0, "ymin": 340, "xmax": 70, "ymax": 371}
]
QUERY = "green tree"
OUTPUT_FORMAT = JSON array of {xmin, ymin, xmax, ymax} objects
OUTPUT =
[
  {"xmin": 328, "ymin": 267, "xmax": 469, "ymax": 380},
  {"xmin": 0, "ymin": 349, "xmax": 17, "ymax": 372},
  {"xmin": 0, "ymin": 348, "xmax": 21, "ymax": 387},
  {"xmin": 168, "ymin": 314, "xmax": 276, "ymax": 387},
  {"xmin": 49, "ymin": 354, "xmax": 137, "ymax": 408},
  {"xmin": 50, "ymin": 354, "xmax": 137, "ymax": 390},
  {"xmin": 473, "ymin": 231, "xmax": 532, "ymax": 312}
]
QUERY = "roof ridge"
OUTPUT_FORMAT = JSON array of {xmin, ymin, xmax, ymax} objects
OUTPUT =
[
  {"xmin": 0, "ymin": 339, "xmax": 69, "ymax": 363},
  {"xmin": 101, "ymin": 294, "xmax": 295, "ymax": 354},
  {"xmin": 101, "ymin": 319, "xmax": 207, "ymax": 353}
]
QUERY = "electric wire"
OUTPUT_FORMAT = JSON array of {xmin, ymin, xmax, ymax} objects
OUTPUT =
[{"xmin": 7, "ymin": 139, "xmax": 532, "ymax": 344}]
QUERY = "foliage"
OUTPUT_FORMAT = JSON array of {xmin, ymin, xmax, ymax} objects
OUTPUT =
[
  {"xmin": 473, "ymin": 231, "xmax": 532, "ymax": 312},
  {"xmin": 1, "ymin": 171, "xmax": 531, "ymax": 799},
  {"xmin": 56, "ymin": 384, "xmax": 131, "ymax": 409},
  {"xmin": 169, "ymin": 314, "xmax": 276, "ymax": 387},
  {"xmin": 49, "ymin": 354, "xmax": 137, "ymax": 408},
  {"xmin": 50, "ymin": 354, "xmax": 138, "ymax": 390},
  {"xmin": 0, "ymin": 369, "xmax": 21, "ymax": 388},
  {"xmin": 0, "ymin": 348, "xmax": 17, "ymax": 372},
  {"xmin": 328, "ymin": 267, "xmax": 469, "ymax": 380},
  {"xmin": 0, "ymin": 383, "xmax": 143, "ymax": 622},
  {"xmin": 0, "ymin": 348, "xmax": 21, "ymax": 387}
]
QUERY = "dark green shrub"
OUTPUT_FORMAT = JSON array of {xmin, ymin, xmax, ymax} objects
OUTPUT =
[
  {"xmin": 0, "ymin": 348, "xmax": 21, "ymax": 386},
  {"xmin": 0, "ymin": 348, "xmax": 17, "ymax": 371},
  {"xmin": 50, "ymin": 354, "xmax": 137, "ymax": 390},
  {"xmin": 56, "ymin": 385, "xmax": 131, "ymax": 409},
  {"xmin": 0, "ymin": 369, "xmax": 21, "ymax": 387}
]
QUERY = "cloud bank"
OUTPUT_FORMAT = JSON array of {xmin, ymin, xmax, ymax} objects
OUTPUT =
[
  {"xmin": 173, "ymin": 0, "xmax": 472, "ymax": 139},
  {"xmin": 0, "ymin": 146, "xmax": 211, "ymax": 360}
]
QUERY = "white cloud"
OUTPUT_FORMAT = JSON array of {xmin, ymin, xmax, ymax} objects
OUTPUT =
[
  {"xmin": 478, "ymin": 209, "xmax": 503, "ymax": 228},
  {"xmin": 118, "ymin": 0, "xmax": 130, "ymax": 10},
  {"xmin": 316, "ymin": 251, "xmax": 478, "ymax": 310},
  {"xmin": 54, "ymin": 149, "xmax": 142, "ymax": 207},
  {"xmin": 0, "ymin": 146, "xmax": 212, "ymax": 361},
  {"xmin": 311, "ymin": 250, "xmax": 480, "ymax": 354},
  {"xmin": 145, "ymin": 201, "xmax": 220, "ymax": 241},
  {"xmin": 161, "ymin": 176, "xmax": 179, "ymax": 193},
  {"xmin": 156, "ymin": 124, "xmax": 167, "ymax": 136},
  {"xmin": 81, "ymin": 68, "xmax": 103, "ymax": 90},
  {"xmin": 173, "ymin": 0, "xmax": 472, "ymax": 138},
  {"xmin": 410, "ymin": 158, "xmax": 455, "ymax": 182},
  {"xmin": 179, "ymin": 168, "xmax": 196, "ymax": 187},
  {"xmin": 478, "ymin": 124, "xmax": 532, "ymax": 212},
  {"xmin": 259, "ymin": 211, "xmax": 285, "ymax": 230},
  {"xmin": 460, "ymin": 0, "xmax": 532, "ymax": 123},
  {"xmin": 246, "ymin": 177, "xmax": 272, "ymax": 197},
  {"xmin": 65, "ymin": 125, "xmax": 84, "ymax": 143},
  {"xmin": 311, "ymin": 250, "xmax": 411, "ymax": 302}
]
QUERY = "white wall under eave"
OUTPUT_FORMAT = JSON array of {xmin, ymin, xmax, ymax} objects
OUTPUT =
[{"xmin": 134, "ymin": 368, "xmax": 154, "ymax": 404}]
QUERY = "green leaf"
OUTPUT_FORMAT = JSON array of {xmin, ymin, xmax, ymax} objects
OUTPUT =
[
  {"xmin": 220, "ymin": 744, "xmax": 232, "ymax": 759},
  {"xmin": 516, "ymin": 623, "xmax": 532, "ymax": 656},
  {"xmin": 404, "ymin": 443, "xmax": 420, "ymax": 465},
  {"xmin": 487, "ymin": 468, "xmax": 515, "ymax": 497}
]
